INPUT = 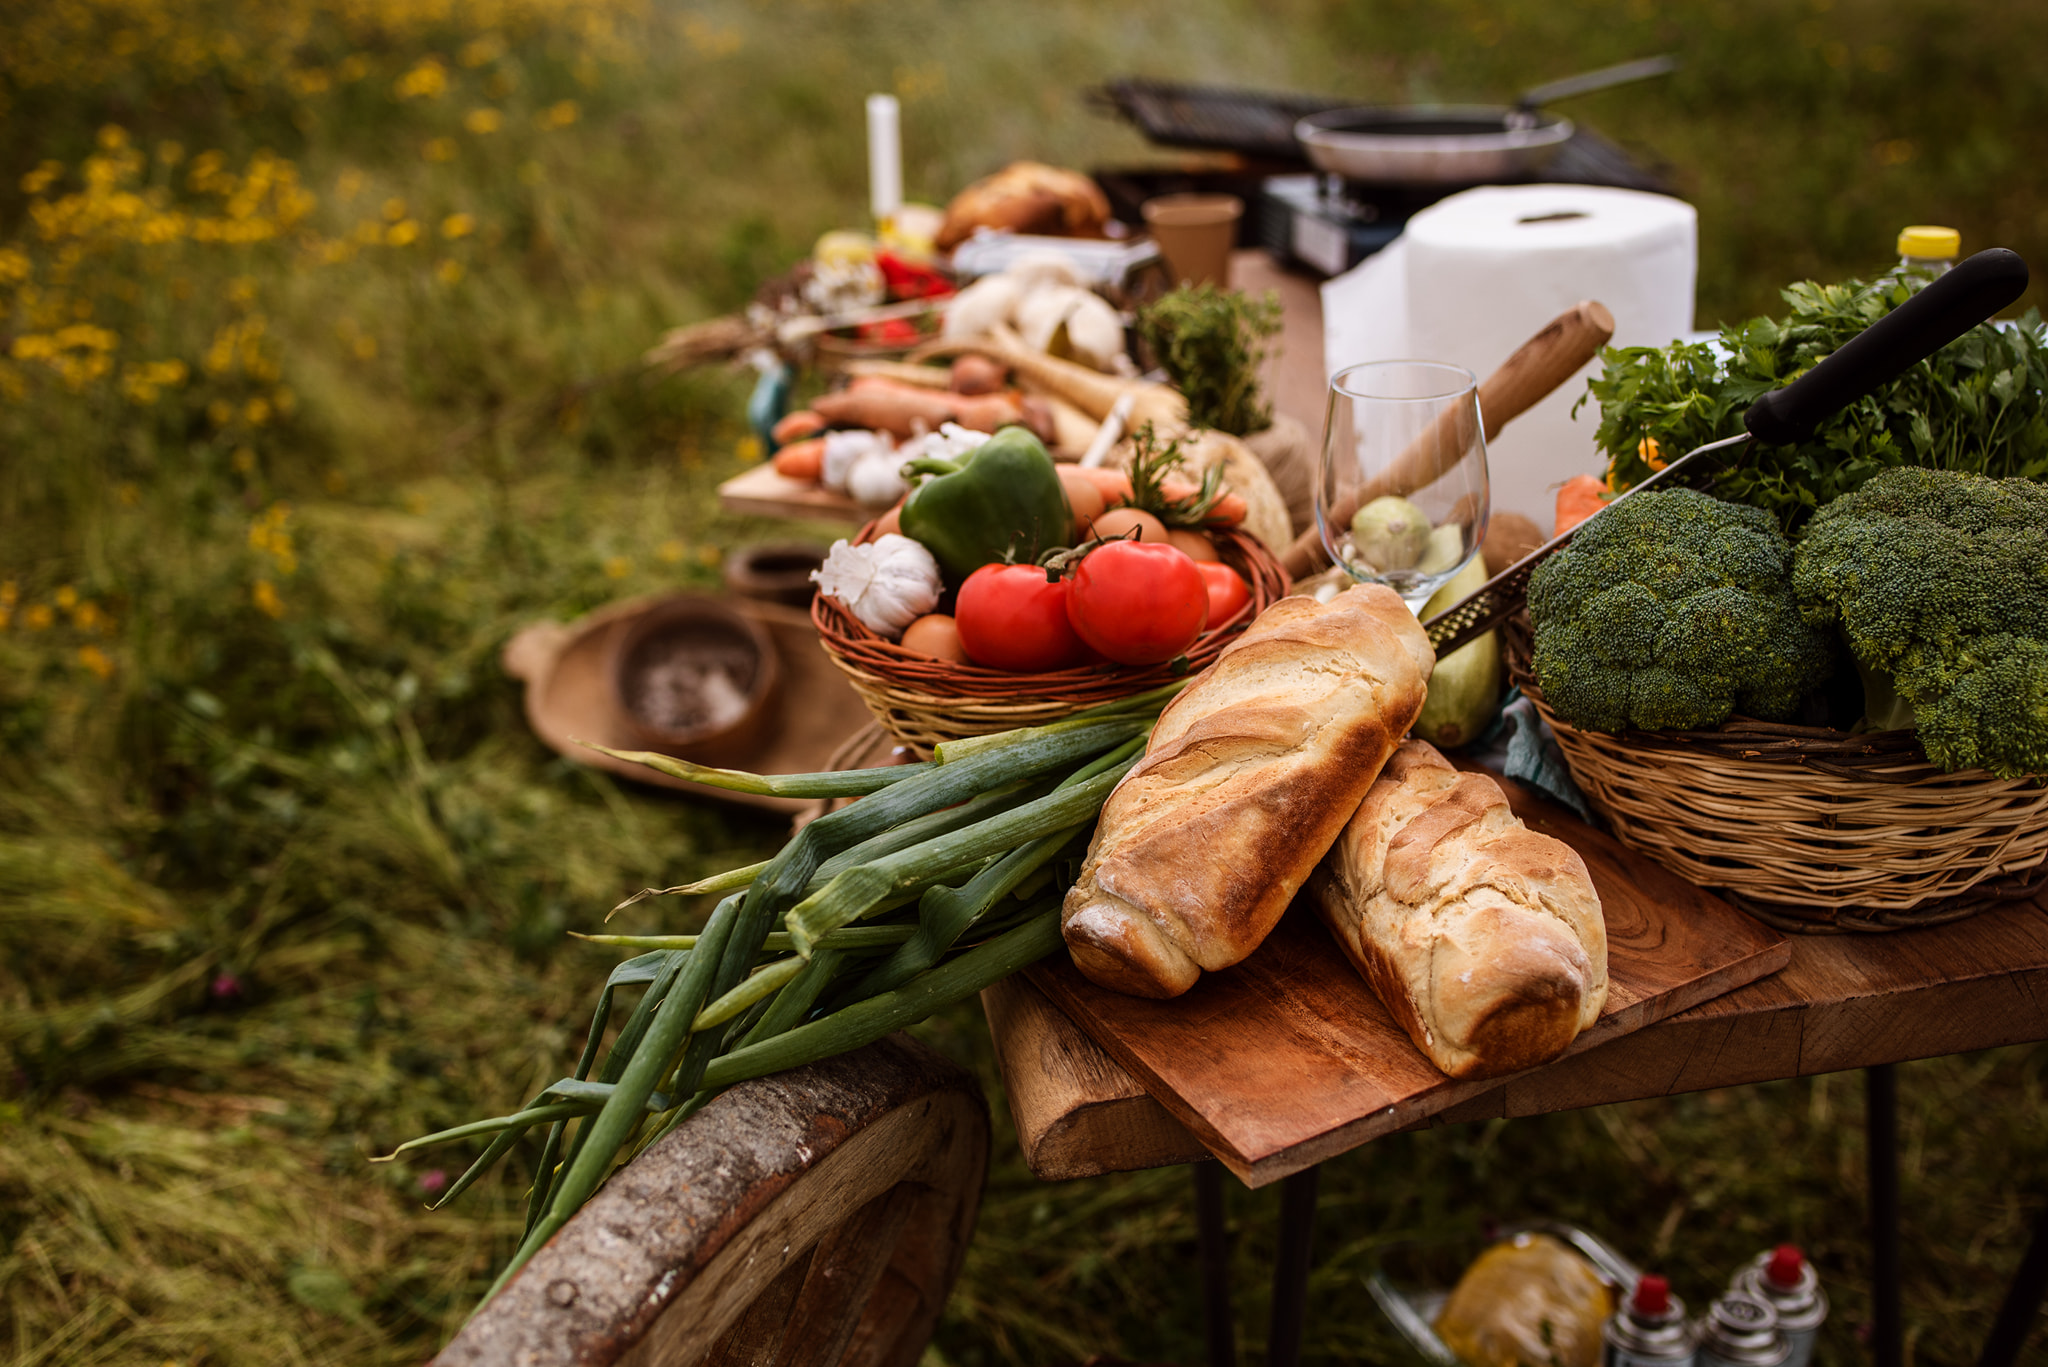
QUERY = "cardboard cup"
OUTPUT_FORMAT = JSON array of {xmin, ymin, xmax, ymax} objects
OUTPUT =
[{"xmin": 1142, "ymin": 194, "xmax": 1244, "ymax": 288}]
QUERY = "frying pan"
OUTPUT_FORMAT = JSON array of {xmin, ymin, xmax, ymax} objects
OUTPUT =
[
  {"xmin": 1296, "ymin": 55, "xmax": 1676, "ymax": 184},
  {"xmin": 1422, "ymin": 248, "xmax": 2034, "ymax": 658}
]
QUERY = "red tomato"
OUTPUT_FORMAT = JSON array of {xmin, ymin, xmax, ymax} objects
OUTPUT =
[
  {"xmin": 1065, "ymin": 541, "xmax": 1209, "ymax": 665},
  {"xmin": 955, "ymin": 564, "xmax": 1091, "ymax": 672},
  {"xmin": 1197, "ymin": 562, "xmax": 1252, "ymax": 626}
]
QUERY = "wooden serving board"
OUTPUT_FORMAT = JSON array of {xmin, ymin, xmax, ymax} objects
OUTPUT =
[
  {"xmin": 717, "ymin": 463, "xmax": 863, "ymax": 524},
  {"xmin": 1025, "ymin": 777, "xmax": 1791, "ymax": 1186}
]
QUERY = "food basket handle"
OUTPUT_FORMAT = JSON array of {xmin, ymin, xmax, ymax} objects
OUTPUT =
[{"xmin": 1743, "ymin": 248, "xmax": 2029, "ymax": 446}]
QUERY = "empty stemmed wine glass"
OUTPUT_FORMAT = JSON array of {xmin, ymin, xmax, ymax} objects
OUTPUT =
[{"xmin": 1314, "ymin": 360, "xmax": 1490, "ymax": 615}]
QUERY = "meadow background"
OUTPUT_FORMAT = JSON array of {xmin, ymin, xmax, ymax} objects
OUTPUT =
[{"xmin": 3, "ymin": 1, "xmax": 2046, "ymax": 1363}]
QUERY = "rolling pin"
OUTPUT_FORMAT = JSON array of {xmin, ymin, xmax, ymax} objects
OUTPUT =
[{"xmin": 1278, "ymin": 299, "xmax": 1616, "ymax": 578}]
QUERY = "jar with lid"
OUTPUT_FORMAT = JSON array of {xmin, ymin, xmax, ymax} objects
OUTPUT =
[{"xmin": 1895, "ymin": 225, "xmax": 1961, "ymax": 279}]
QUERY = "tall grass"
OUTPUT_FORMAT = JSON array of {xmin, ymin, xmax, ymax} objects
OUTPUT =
[{"xmin": 2, "ymin": 1, "xmax": 2044, "ymax": 1363}]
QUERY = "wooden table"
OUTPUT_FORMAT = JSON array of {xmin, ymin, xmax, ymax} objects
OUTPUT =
[{"xmin": 984, "ymin": 895, "xmax": 2048, "ymax": 1182}]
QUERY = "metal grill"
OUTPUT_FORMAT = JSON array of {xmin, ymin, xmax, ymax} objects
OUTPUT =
[{"xmin": 1092, "ymin": 79, "xmax": 1346, "ymax": 163}]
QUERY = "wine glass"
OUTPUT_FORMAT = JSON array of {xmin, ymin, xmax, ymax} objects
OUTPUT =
[{"xmin": 1314, "ymin": 360, "xmax": 1490, "ymax": 614}]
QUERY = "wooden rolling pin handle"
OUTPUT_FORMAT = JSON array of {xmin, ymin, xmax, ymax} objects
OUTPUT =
[{"xmin": 1279, "ymin": 299, "xmax": 1617, "ymax": 579}]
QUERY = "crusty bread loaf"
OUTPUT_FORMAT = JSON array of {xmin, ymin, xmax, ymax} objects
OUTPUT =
[
  {"xmin": 1309, "ymin": 741, "xmax": 1607, "ymax": 1079},
  {"xmin": 1061, "ymin": 585, "xmax": 1434, "ymax": 998},
  {"xmin": 936, "ymin": 162, "xmax": 1113, "ymax": 251}
]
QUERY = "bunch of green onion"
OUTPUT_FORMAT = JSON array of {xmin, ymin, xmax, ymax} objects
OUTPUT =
[{"xmin": 383, "ymin": 683, "xmax": 1182, "ymax": 1299}]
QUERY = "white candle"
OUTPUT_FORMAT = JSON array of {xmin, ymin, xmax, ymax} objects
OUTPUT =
[{"xmin": 866, "ymin": 93, "xmax": 902, "ymax": 226}]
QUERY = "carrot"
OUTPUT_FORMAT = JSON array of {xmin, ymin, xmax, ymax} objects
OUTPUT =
[
  {"xmin": 1202, "ymin": 492, "xmax": 1248, "ymax": 527},
  {"xmin": 1158, "ymin": 477, "xmax": 1247, "ymax": 527},
  {"xmin": 1554, "ymin": 473, "xmax": 1608, "ymax": 537},
  {"xmin": 1074, "ymin": 467, "xmax": 1133, "ymax": 504},
  {"xmin": 772, "ymin": 437, "xmax": 826, "ymax": 482},
  {"xmin": 772, "ymin": 409, "xmax": 826, "ymax": 446}
]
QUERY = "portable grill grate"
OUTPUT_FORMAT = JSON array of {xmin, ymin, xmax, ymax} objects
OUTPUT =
[{"xmin": 1091, "ymin": 79, "xmax": 1346, "ymax": 163}]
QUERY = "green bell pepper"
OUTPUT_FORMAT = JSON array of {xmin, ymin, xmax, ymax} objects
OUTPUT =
[{"xmin": 898, "ymin": 426, "xmax": 1072, "ymax": 580}]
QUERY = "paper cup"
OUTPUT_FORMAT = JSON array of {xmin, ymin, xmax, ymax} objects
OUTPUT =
[{"xmin": 1142, "ymin": 193, "xmax": 1243, "ymax": 288}]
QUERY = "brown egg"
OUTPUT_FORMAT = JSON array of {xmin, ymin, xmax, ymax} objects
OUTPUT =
[
  {"xmin": 1056, "ymin": 465, "xmax": 1107, "ymax": 539},
  {"xmin": 900, "ymin": 613, "xmax": 971, "ymax": 663},
  {"xmin": 1088, "ymin": 506, "xmax": 1169, "ymax": 544},
  {"xmin": 1166, "ymin": 528, "xmax": 1220, "ymax": 562}
]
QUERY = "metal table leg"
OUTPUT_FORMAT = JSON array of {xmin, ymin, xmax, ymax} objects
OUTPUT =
[
  {"xmin": 1978, "ymin": 1198, "xmax": 2048, "ymax": 1367},
  {"xmin": 1195, "ymin": 1163, "xmax": 1236, "ymax": 1367},
  {"xmin": 1867, "ymin": 1064, "xmax": 1901, "ymax": 1367},
  {"xmin": 1268, "ymin": 1165, "xmax": 1322, "ymax": 1367}
]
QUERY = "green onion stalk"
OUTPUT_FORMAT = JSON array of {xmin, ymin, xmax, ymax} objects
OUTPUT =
[{"xmin": 381, "ymin": 688, "xmax": 1181, "ymax": 1304}]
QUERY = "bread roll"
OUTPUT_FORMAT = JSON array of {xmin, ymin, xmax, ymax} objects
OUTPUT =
[
  {"xmin": 936, "ymin": 162, "xmax": 1112, "ymax": 251},
  {"xmin": 1309, "ymin": 741, "xmax": 1607, "ymax": 1079},
  {"xmin": 1061, "ymin": 586, "xmax": 1434, "ymax": 998}
]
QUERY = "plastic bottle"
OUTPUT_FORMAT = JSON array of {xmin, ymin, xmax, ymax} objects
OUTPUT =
[
  {"xmin": 1603, "ymin": 1274, "xmax": 1698, "ymax": 1367},
  {"xmin": 1895, "ymin": 225, "xmax": 1961, "ymax": 280},
  {"xmin": 1729, "ymin": 1246, "xmax": 1827, "ymax": 1367}
]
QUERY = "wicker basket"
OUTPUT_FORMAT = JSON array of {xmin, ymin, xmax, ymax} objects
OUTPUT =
[
  {"xmin": 813, "ymin": 527, "xmax": 1290, "ymax": 751},
  {"xmin": 1504, "ymin": 617, "xmax": 2048, "ymax": 932}
]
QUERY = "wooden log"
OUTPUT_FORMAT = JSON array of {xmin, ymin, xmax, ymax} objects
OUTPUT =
[{"xmin": 435, "ymin": 1034, "xmax": 988, "ymax": 1367}]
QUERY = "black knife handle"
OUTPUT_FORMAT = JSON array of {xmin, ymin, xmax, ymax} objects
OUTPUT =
[{"xmin": 1743, "ymin": 247, "xmax": 2030, "ymax": 446}]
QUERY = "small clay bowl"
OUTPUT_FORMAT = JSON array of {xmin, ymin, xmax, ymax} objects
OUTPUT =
[
  {"xmin": 606, "ymin": 595, "xmax": 781, "ymax": 767},
  {"xmin": 723, "ymin": 542, "xmax": 830, "ymax": 607}
]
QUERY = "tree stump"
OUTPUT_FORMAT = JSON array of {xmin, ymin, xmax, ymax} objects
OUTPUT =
[{"xmin": 435, "ymin": 1033, "xmax": 989, "ymax": 1367}]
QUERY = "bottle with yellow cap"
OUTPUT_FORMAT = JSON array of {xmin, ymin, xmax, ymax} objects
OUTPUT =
[{"xmin": 1895, "ymin": 225, "xmax": 1961, "ymax": 279}]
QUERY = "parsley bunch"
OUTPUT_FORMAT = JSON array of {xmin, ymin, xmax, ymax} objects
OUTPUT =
[{"xmin": 1580, "ymin": 276, "xmax": 2048, "ymax": 528}]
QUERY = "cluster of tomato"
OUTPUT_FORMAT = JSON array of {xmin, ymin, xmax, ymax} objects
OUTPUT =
[{"xmin": 902, "ymin": 465, "xmax": 1253, "ymax": 674}]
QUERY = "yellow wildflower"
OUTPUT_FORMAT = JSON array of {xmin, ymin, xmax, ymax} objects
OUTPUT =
[
  {"xmin": 696, "ymin": 547, "xmax": 721, "ymax": 568},
  {"xmin": 436, "ymin": 259, "xmax": 465, "ymax": 285},
  {"xmin": 735, "ymin": 435, "xmax": 763, "ymax": 464},
  {"xmin": 539, "ymin": 100, "xmax": 580, "ymax": 129},
  {"xmin": 441, "ymin": 213, "xmax": 475, "ymax": 239},
  {"xmin": 395, "ymin": 58, "xmax": 448, "ymax": 100},
  {"xmin": 54, "ymin": 585, "xmax": 79, "ymax": 609},
  {"xmin": 464, "ymin": 108, "xmax": 503, "ymax": 134},
  {"xmin": 656, "ymin": 540, "xmax": 685, "ymax": 564},
  {"xmin": 78, "ymin": 646, "xmax": 115, "ymax": 680},
  {"xmin": 25, "ymin": 604, "xmax": 54, "ymax": 630},
  {"xmin": 252, "ymin": 580, "xmax": 284, "ymax": 618},
  {"xmin": 423, "ymin": 137, "xmax": 458, "ymax": 163},
  {"xmin": 74, "ymin": 602, "xmax": 104, "ymax": 632},
  {"xmin": 603, "ymin": 555, "xmax": 631, "ymax": 579},
  {"xmin": 382, "ymin": 197, "xmax": 407, "ymax": 222},
  {"xmin": 387, "ymin": 219, "xmax": 421, "ymax": 247},
  {"xmin": 460, "ymin": 36, "xmax": 506, "ymax": 67}
]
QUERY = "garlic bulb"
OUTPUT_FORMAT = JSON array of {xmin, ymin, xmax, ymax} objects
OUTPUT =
[
  {"xmin": 820, "ymin": 428, "xmax": 892, "ymax": 492},
  {"xmin": 846, "ymin": 450, "xmax": 910, "ymax": 508},
  {"xmin": 811, "ymin": 535, "xmax": 942, "ymax": 640}
]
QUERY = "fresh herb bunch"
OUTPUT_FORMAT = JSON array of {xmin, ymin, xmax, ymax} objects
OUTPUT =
[
  {"xmin": 1138, "ymin": 284, "xmax": 1282, "ymax": 437},
  {"xmin": 1580, "ymin": 276, "xmax": 2048, "ymax": 528},
  {"xmin": 1124, "ymin": 423, "xmax": 1228, "ymax": 527}
]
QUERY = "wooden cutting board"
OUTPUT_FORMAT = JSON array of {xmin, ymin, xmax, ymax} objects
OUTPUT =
[{"xmin": 1025, "ymin": 776, "xmax": 1790, "ymax": 1186}]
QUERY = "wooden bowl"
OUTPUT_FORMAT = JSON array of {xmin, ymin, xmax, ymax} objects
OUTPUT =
[{"xmin": 606, "ymin": 595, "xmax": 782, "ymax": 767}]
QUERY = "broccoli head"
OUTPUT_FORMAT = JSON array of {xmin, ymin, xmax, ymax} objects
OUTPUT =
[
  {"xmin": 1528, "ymin": 488, "xmax": 1836, "ymax": 733},
  {"xmin": 1793, "ymin": 467, "xmax": 2048, "ymax": 778}
]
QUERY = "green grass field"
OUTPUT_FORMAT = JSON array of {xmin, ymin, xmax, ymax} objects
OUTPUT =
[{"xmin": 3, "ymin": 1, "xmax": 2046, "ymax": 1363}]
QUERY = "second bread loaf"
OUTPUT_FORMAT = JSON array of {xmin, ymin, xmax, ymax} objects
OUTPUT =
[{"xmin": 1309, "ymin": 741, "xmax": 1608, "ymax": 1079}]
